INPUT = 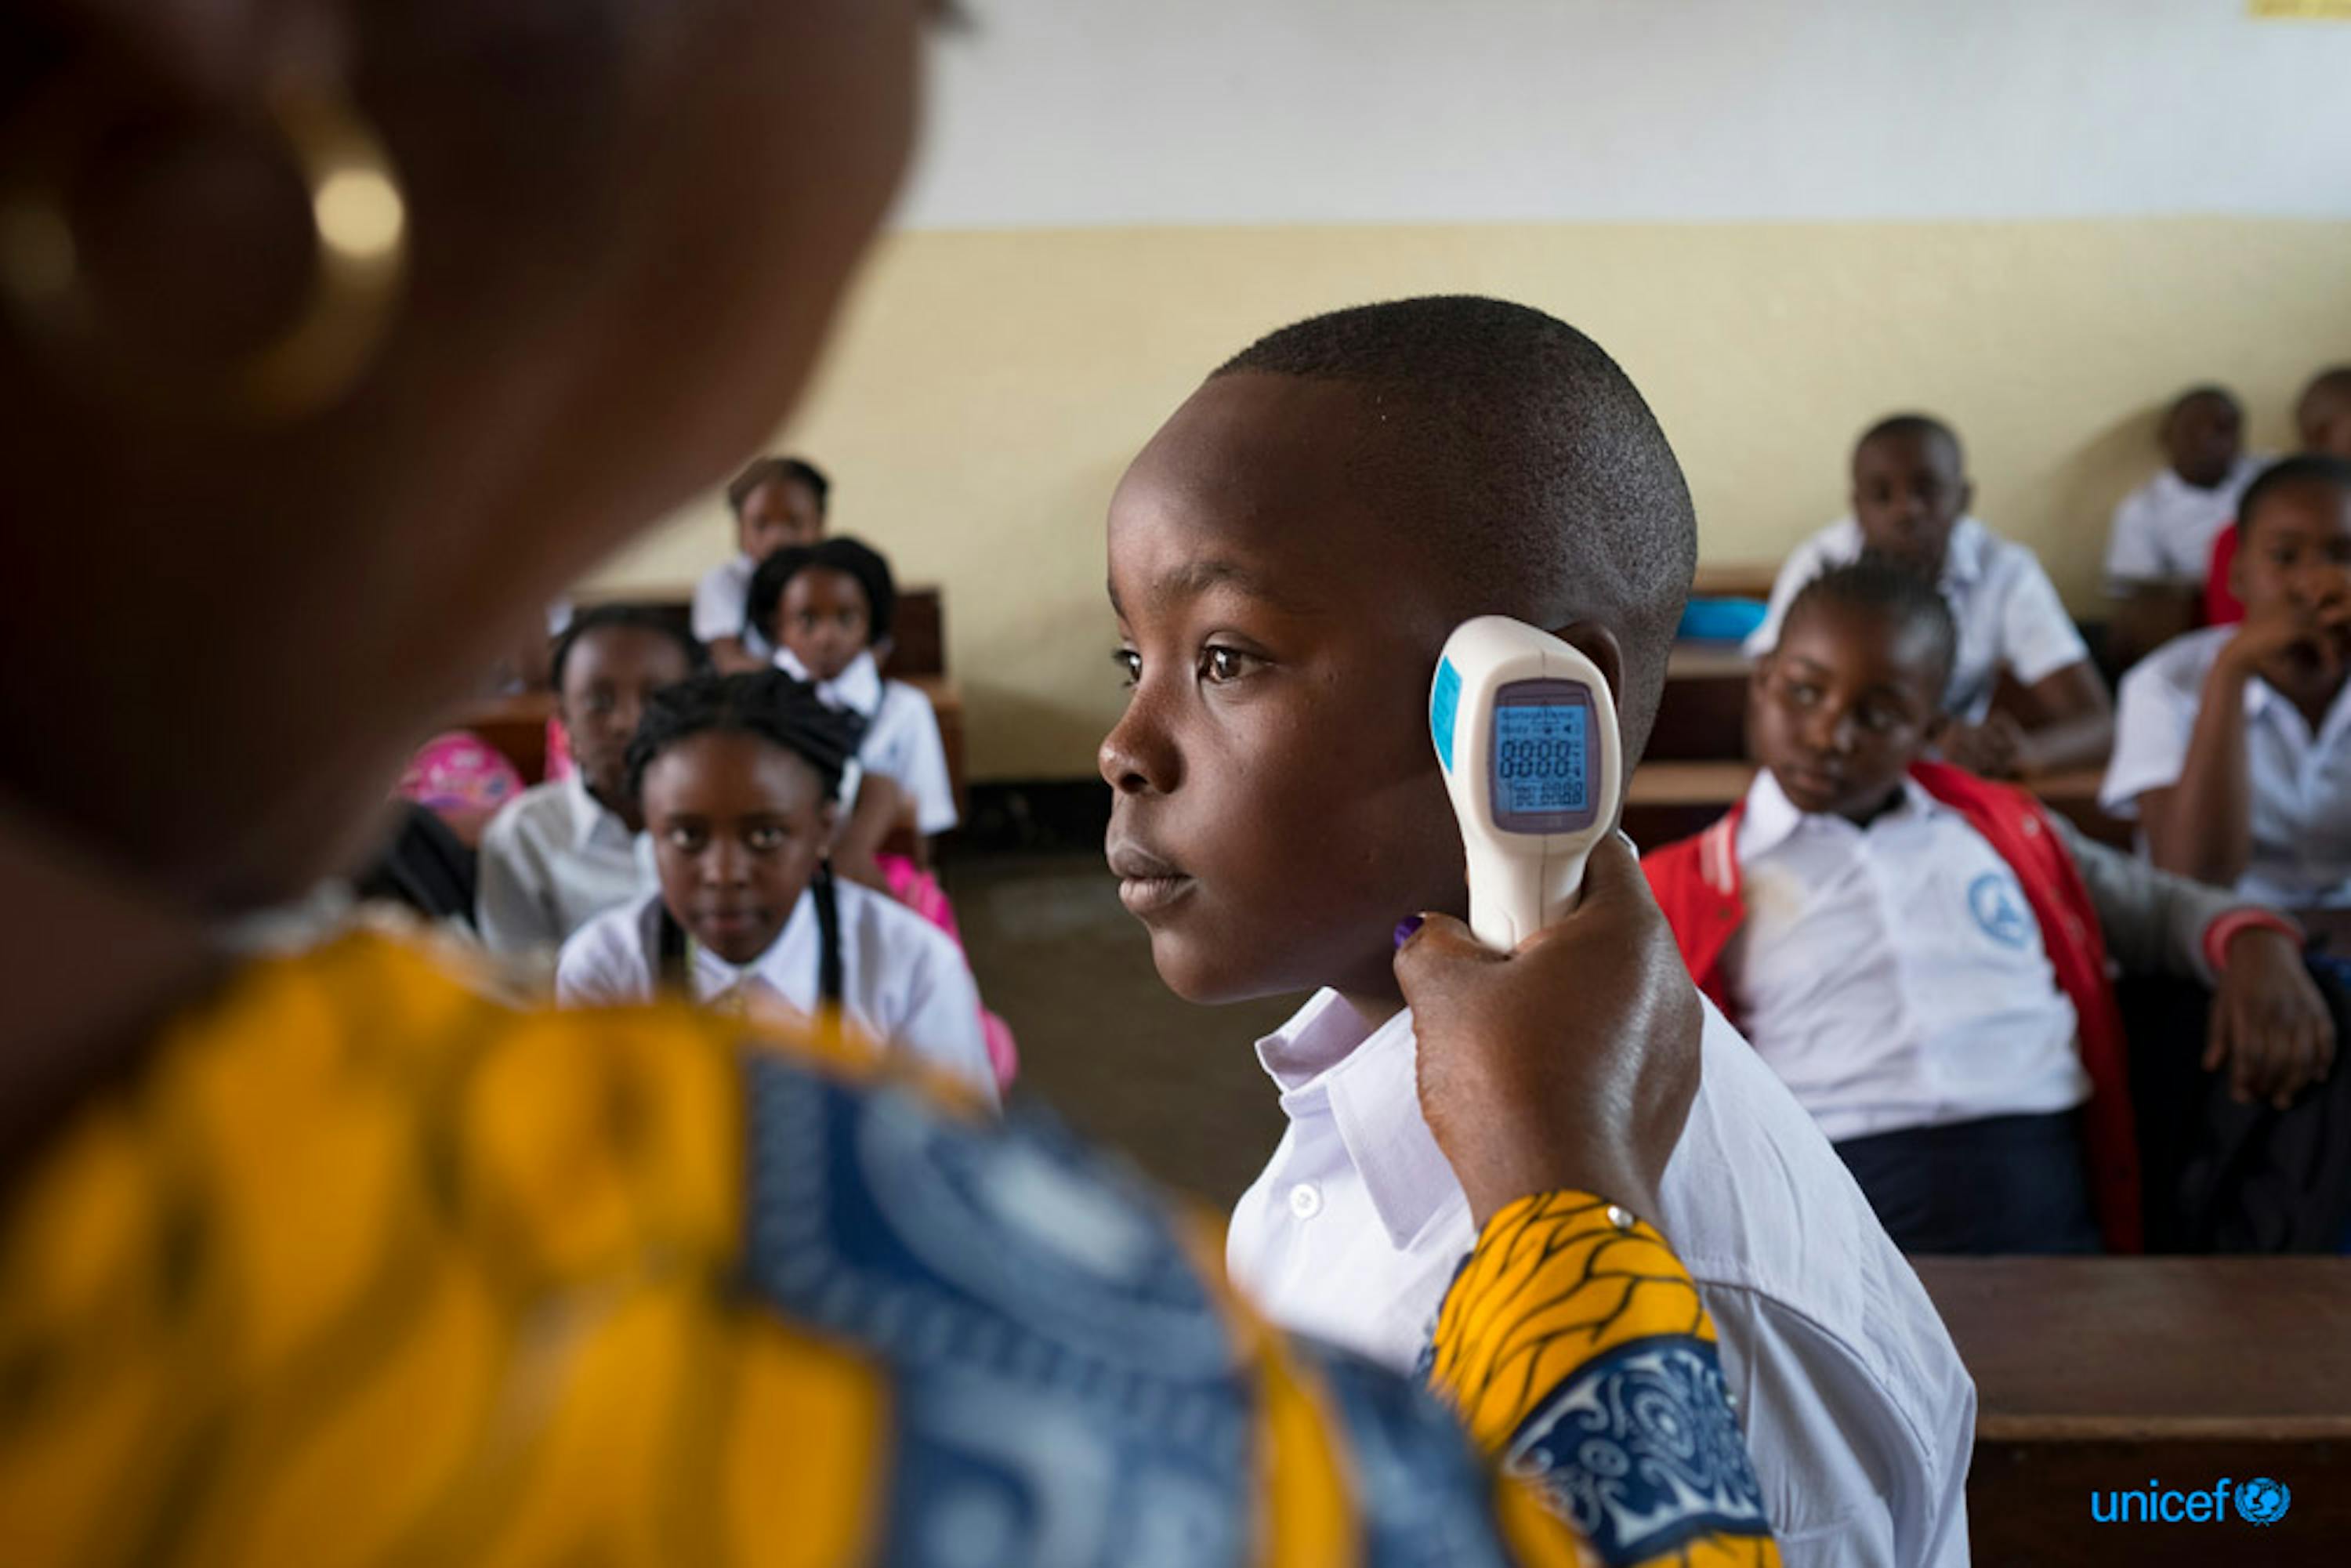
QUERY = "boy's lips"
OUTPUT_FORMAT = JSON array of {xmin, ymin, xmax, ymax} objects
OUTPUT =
[
  {"xmin": 1107, "ymin": 840, "xmax": 1194, "ymax": 915},
  {"xmin": 1778, "ymin": 762, "xmax": 1846, "ymax": 798}
]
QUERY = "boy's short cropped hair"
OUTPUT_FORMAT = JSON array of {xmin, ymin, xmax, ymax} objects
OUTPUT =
[
  {"xmin": 726, "ymin": 455, "xmax": 831, "ymax": 518},
  {"xmin": 549, "ymin": 604, "xmax": 707, "ymax": 692},
  {"xmin": 1783, "ymin": 554, "xmax": 1961, "ymax": 694},
  {"xmin": 2238, "ymin": 454, "xmax": 2351, "ymax": 545},
  {"xmin": 1856, "ymin": 411, "xmax": 1963, "ymax": 465},
  {"xmin": 1212, "ymin": 295, "xmax": 1696, "ymax": 759}
]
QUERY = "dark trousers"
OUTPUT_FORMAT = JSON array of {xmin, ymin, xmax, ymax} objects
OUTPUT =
[{"xmin": 1833, "ymin": 1110, "xmax": 2101, "ymax": 1255}]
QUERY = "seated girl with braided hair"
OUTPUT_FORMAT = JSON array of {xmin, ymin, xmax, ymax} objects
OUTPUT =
[{"xmin": 555, "ymin": 669, "xmax": 998, "ymax": 1106}]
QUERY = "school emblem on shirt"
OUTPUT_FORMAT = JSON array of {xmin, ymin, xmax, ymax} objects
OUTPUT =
[{"xmin": 1968, "ymin": 871, "xmax": 2031, "ymax": 949}]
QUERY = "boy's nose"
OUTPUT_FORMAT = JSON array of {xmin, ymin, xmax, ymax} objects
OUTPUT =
[
  {"xmin": 1099, "ymin": 705, "xmax": 1177, "ymax": 795},
  {"xmin": 703, "ymin": 841, "xmax": 752, "ymax": 885},
  {"xmin": 1805, "ymin": 705, "xmax": 1855, "ymax": 755}
]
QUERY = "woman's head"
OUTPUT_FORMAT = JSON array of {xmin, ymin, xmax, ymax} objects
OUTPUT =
[
  {"xmin": 626, "ymin": 672, "xmax": 861, "ymax": 965},
  {"xmin": 728, "ymin": 456, "xmax": 830, "ymax": 560},
  {"xmin": 745, "ymin": 535, "xmax": 898, "ymax": 682},
  {"xmin": 0, "ymin": 0, "xmax": 926, "ymax": 910},
  {"xmin": 550, "ymin": 607, "xmax": 704, "ymax": 814}
]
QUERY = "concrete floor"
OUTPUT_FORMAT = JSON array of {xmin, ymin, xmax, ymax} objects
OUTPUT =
[{"xmin": 940, "ymin": 849, "xmax": 1302, "ymax": 1211}]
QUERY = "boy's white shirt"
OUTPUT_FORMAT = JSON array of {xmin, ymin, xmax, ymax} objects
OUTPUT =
[
  {"xmin": 1726, "ymin": 770, "xmax": 2089, "ymax": 1141},
  {"xmin": 473, "ymin": 773, "xmax": 657, "ymax": 956},
  {"xmin": 1227, "ymin": 989, "xmax": 1976, "ymax": 1568},
  {"xmin": 775, "ymin": 647, "xmax": 960, "ymax": 834},
  {"xmin": 2103, "ymin": 624, "xmax": 2351, "ymax": 907},
  {"xmin": 554, "ymin": 885, "xmax": 998, "ymax": 1106},
  {"xmin": 1744, "ymin": 515, "xmax": 2088, "ymax": 722},
  {"xmin": 691, "ymin": 552, "xmax": 773, "ymax": 657},
  {"xmin": 2103, "ymin": 456, "xmax": 2264, "ymax": 589}
]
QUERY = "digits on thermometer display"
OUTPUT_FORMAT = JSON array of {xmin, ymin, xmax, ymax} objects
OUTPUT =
[{"xmin": 1492, "ymin": 695, "xmax": 1590, "ymax": 821}]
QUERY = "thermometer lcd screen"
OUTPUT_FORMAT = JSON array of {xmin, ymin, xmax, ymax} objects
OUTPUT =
[{"xmin": 1488, "ymin": 682, "xmax": 1599, "ymax": 832}]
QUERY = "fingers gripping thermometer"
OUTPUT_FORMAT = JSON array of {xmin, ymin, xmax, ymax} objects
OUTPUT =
[{"xmin": 1430, "ymin": 617, "xmax": 1625, "ymax": 951}]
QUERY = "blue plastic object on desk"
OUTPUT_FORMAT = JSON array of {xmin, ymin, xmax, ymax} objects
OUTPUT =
[{"xmin": 1677, "ymin": 597, "xmax": 1769, "ymax": 643}]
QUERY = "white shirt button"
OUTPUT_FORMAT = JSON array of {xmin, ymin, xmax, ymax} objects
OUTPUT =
[{"xmin": 1288, "ymin": 1182, "xmax": 1324, "ymax": 1220}]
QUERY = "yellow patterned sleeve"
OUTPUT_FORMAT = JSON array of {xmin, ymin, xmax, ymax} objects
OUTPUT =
[
  {"xmin": 1428, "ymin": 1193, "xmax": 1781, "ymax": 1568},
  {"xmin": 2, "ymin": 933, "xmax": 1773, "ymax": 1568}
]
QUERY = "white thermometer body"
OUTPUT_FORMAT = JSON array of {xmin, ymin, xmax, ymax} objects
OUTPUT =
[{"xmin": 1429, "ymin": 616, "xmax": 1625, "ymax": 951}]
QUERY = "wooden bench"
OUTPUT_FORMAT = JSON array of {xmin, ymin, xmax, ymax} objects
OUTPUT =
[
  {"xmin": 1914, "ymin": 1257, "xmax": 2351, "ymax": 1565},
  {"xmin": 1625, "ymin": 761, "xmax": 2131, "ymax": 850},
  {"xmin": 469, "ymin": 584, "xmax": 965, "ymax": 814}
]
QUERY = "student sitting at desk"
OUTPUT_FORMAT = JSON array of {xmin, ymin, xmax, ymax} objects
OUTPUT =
[
  {"xmin": 2204, "ymin": 367, "xmax": 2351, "ymax": 627},
  {"xmin": 1746, "ymin": 413, "xmax": 2114, "ymax": 777},
  {"xmin": 2107, "ymin": 455, "xmax": 2351, "ymax": 908},
  {"xmin": 692, "ymin": 454, "xmax": 828, "ymax": 672},
  {"xmin": 748, "ymin": 535, "xmax": 958, "ymax": 858},
  {"xmin": 1650, "ymin": 559, "xmax": 2331, "ymax": 1257},
  {"xmin": 475, "ymin": 607, "xmax": 703, "ymax": 956},
  {"xmin": 2105, "ymin": 384, "xmax": 2262, "ymax": 669},
  {"xmin": 556, "ymin": 672, "xmax": 996, "ymax": 1106}
]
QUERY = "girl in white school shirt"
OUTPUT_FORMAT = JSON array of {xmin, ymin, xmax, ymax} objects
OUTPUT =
[
  {"xmin": 2104, "ymin": 455, "xmax": 2351, "ymax": 909},
  {"xmin": 744, "ymin": 536, "xmax": 959, "ymax": 876},
  {"xmin": 556, "ymin": 671, "xmax": 997, "ymax": 1106}
]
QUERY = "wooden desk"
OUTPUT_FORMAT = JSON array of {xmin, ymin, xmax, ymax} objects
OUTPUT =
[
  {"xmin": 1690, "ymin": 562, "xmax": 1780, "ymax": 602},
  {"xmin": 1649, "ymin": 643, "xmax": 1751, "ymax": 762},
  {"xmin": 1916, "ymin": 1257, "xmax": 2351, "ymax": 1563},
  {"xmin": 1624, "ymin": 762, "xmax": 2131, "ymax": 850}
]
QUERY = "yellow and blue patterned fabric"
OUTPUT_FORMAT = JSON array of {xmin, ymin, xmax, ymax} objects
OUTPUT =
[{"xmin": 0, "ymin": 932, "xmax": 1776, "ymax": 1566}]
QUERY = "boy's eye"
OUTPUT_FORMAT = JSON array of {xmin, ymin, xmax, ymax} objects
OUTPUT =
[
  {"xmin": 747, "ymin": 825, "xmax": 787, "ymax": 851},
  {"xmin": 1859, "ymin": 704, "xmax": 1900, "ymax": 734},
  {"xmin": 666, "ymin": 825, "xmax": 708, "ymax": 852},
  {"xmin": 1784, "ymin": 680, "xmax": 1821, "ymax": 707},
  {"xmin": 1112, "ymin": 648, "xmax": 1141, "ymax": 687},
  {"xmin": 1201, "ymin": 646, "xmax": 1256, "ymax": 684}
]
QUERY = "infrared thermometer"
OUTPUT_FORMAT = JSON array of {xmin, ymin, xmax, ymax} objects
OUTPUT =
[{"xmin": 1429, "ymin": 616, "xmax": 1625, "ymax": 951}]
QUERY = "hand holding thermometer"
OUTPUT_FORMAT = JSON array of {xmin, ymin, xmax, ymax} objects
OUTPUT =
[{"xmin": 1429, "ymin": 616, "xmax": 1625, "ymax": 951}]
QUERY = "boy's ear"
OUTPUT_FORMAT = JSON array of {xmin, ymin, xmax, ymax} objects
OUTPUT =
[
  {"xmin": 1958, "ymin": 477, "xmax": 1976, "ymax": 518},
  {"xmin": 1544, "ymin": 619, "xmax": 1626, "ymax": 711},
  {"xmin": 1920, "ymin": 706, "xmax": 1953, "ymax": 749},
  {"xmin": 819, "ymin": 798, "xmax": 842, "ymax": 840}
]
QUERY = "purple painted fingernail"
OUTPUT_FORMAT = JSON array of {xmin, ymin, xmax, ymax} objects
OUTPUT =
[{"xmin": 1393, "ymin": 915, "xmax": 1425, "ymax": 949}]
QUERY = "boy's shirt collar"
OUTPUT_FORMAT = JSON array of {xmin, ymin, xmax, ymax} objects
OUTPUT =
[
  {"xmin": 774, "ymin": 646, "xmax": 886, "ymax": 716},
  {"xmin": 1739, "ymin": 767, "xmax": 1942, "ymax": 863},
  {"xmin": 1252, "ymin": 991, "xmax": 1462, "ymax": 1250},
  {"xmin": 561, "ymin": 771, "xmax": 642, "ymax": 854}
]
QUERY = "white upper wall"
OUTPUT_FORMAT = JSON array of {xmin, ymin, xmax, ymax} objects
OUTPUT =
[{"xmin": 898, "ymin": 0, "xmax": 2351, "ymax": 226}]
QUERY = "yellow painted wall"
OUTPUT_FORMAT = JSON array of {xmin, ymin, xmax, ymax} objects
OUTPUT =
[{"xmin": 584, "ymin": 219, "xmax": 2351, "ymax": 780}]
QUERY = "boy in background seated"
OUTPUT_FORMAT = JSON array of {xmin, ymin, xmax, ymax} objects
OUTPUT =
[
  {"xmin": 1648, "ymin": 559, "xmax": 2331, "ymax": 1256},
  {"xmin": 2206, "ymin": 368, "xmax": 2351, "ymax": 626},
  {"xmin": 1103, "ymin": 295, "xmax": 1972, "ymax": 1566},
  {"xmin": 2106, "ymin": 385, "xmax": 2262, "ymax": 668},
  {"xmin": 1746, "ymin": 414, "xmax": 2113, "ymax": 777},
  {"xmin": 2109, "ymin": 456, "xmax": 2351, "ymax": 907},
  {"xmin": 476, "ymin": 607, "xmax": 702, "ymax": 957},
  {"xmin": 693, "ymin": 454, "xmax": 829, "ymax": 672}
]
